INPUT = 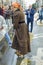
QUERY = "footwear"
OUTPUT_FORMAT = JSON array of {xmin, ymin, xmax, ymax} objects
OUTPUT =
[
  {"xmin": 15, "ymin": 51, "xmax": 24, "ymax": 58},
  {"xmin": 18, "ymin": 55, "xmax": 24, "ymax": 58}
]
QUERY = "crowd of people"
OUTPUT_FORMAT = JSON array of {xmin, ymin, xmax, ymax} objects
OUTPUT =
[{"xmin": 0, "ymin": 2, "xmax": 43, "ymax": 58}]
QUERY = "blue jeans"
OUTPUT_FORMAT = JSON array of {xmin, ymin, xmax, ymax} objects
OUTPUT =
[
  {"xmin": 5, "ymin": 33, "xmax": 12, "ymax": 46},
  {"xmin": 27, "ymin": 18, "xmax": 33, "ymax": 32},
  {"xmin": 39, "ymin": 16, "xmax": 43, "ymax": 23}
]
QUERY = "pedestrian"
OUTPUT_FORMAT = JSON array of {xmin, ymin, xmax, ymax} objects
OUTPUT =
[
  {"xmin": 4, "ymin": 5, "xmax": 12, "ymax": 27},
  {"xmin": 0, "ymin": 6, "xmax": 12, "ymax": 47},
  {"xmin": 38, "ymin": 5, "xmax": 43, "ymax": 24},
  {"xmin": 26, "ymin": 5, "xmax": 35, "ymax": 32},
  {"xmin": 11, "ymin": 2, "xmax": 31, "ymax": 57}
]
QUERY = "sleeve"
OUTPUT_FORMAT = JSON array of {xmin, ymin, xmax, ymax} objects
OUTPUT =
[
  {"xmin": 14, "ymin": 13, "xmax": 20, "ymax": 29},
  {"xmin": 2, "ymin": 16, "xmax": 7, "ymax": 30},
  {"xmin": 30, "ymin": 9, "xmax": 35, "ymax": 15},
  {"xmin": 0, "ymin": 16, "xmax": 8, "ymax": 36},
  {"xmin": 25, "ymin": 10, "xmax": 28, "ymax": 15}
]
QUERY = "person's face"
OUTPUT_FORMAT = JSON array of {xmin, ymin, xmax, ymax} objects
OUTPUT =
[{"xmin": 29, "ymin": 5, "xmax": 32, "ymax": 9}]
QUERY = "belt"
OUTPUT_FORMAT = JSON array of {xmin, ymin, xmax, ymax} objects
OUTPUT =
[{"xmin": 19, "ymin": 21, "xmax": 25, "ymax": 24}]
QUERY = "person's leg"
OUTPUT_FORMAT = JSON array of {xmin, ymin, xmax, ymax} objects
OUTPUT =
[
  {"xmin": 39, "ymin": 16, "xmax": 42, "ymax": 23},
  {"xmin": 27, "ymin": 18, "xmax": 30, "ymax": 32},
  {"xmin": 40, "ymin": 18, "xmax": 42, "ymax": 23},
  {"xmin": 30, "ymin": 21, "xmax": 33, "ymax": 32},
  {"xmin": 27, "ymin": 19, "xmax": 29, "ymax": 31},
  {"xmin": 5, "ymin": 33, "xmax": 12, "ymax": 46}
]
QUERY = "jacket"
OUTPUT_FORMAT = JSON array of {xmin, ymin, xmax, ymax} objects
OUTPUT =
[{"xmin": 12, "ymin": 9, "xmax": 31, "ymax": 55}]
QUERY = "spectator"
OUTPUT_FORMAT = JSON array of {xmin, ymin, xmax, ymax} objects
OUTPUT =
[
  {"xmin": 4, "ymin": 5, "xmax": 12, "ymax": 28},
  {"xmin": 26, "ymin": 5, "xmax": 36, "ymax": 32},
  {"xmin": 38, "ymin": 5, "xmax": 43, "ymax": 24},
  {"xmin": 0, "ymin": 15, "xmax": 12, "ymax": 47}
]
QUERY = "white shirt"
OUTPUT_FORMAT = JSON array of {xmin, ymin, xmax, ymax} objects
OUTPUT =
[{"xmin": 0, "ymin": 15, "xmax": 7, "ymax": 36}]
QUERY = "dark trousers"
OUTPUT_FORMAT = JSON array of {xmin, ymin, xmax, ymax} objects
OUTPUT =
[
  {"xmin": 39, "ymin": 16, "xmax": 43, "ymax": 23},
  {"xmin": 27, "ymin": 18, "xmax": 33, "ymax": 32}
]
